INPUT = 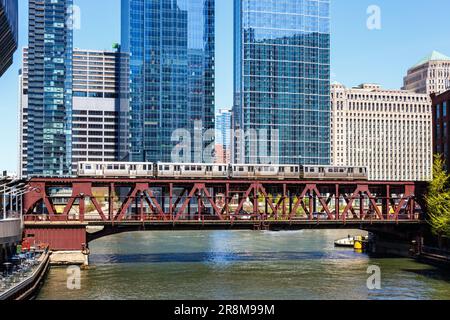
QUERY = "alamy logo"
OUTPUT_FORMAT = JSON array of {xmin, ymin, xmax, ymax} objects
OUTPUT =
[
  {"xmin": 367, "ymin": 265, "xmax": 381, "ymax": 290},
  {"xmin": 67, "ymin": 5, "xmax": 81, "ymax": 30},
  {"xmin": 67, "ymin": 266, "xmax": 81, "ymax": 290},
  {"xmin": 367, "ymin": 5, "xmax": 382, "ymax": 30},
  {"xmin": 171, "ymin": 120, "xmax": 280, "ymax": 164}
]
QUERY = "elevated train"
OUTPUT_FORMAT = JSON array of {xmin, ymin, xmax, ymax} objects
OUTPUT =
[{"xmin": 77, "ymin": 162, "xmax": 368, "ymax": 181}]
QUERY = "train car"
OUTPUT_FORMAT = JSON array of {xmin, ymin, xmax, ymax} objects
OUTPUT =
[
  {"xmin": 156, "ymin": 163, "xmax": 229, "ymax": 179},
  {"xmin": 77, "ymin": 162, "xmax": 155, "ymax": 178},
  {"xmin": 254, "ymin": 165, "xmax": 300, "ymax": 180},
  {"xmin": 77, "ymin": 161, "xmax": 369, "ymax": 181},
  {"xmin": 301, "ymin": 165, "xmax": 368, "ymax": 180},
  {"xmin": 230, "ymin": 164, "xmax": 300, "ymax": 180},
  {"xmin": 230, "ymin": 164, "xmax": 257, "ymax": 179}
]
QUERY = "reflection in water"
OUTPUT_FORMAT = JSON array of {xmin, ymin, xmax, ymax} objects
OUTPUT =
[{"xmin": 37, "ymin": 230, "xmax": 450, "ymax": 300}]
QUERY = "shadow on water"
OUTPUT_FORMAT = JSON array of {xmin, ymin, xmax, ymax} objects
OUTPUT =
[
  {"xmin": 90, "ymin": 250, "xmax": 362, "ymax": 265},
  {"xmin": 401, "ymin": 268, "xmax": 450, "ymax": 282}
]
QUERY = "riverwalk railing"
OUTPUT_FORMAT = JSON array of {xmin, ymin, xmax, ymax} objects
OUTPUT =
[{"xmin": 421, "ymin": 246, "xmax": 450, "ymax": 262}]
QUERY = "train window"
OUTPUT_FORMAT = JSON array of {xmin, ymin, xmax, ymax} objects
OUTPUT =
[
  {"xmin": 107, "ymin": 165, "xmax": 113, "ymax": 170},
  {"xmin": 114, "ymin": 165, "xmax": 119, "ymax": 170},
  {"xmin": 184, "ymin": 166, "xmax": 190, "ymax": 171},
  {"xmin": 349, "ymin": 168, "xmax": 354, "ymax": 173},
  {"xmin": 175, "ymin": 165, "xmax": 180, "ymax": 171},
  {"xmin": 85, "ymin": 165, "xmax": 91, "ymax": 170},
  {"xmin": 319, "ymin": 168, "xmax": 324, "ymax": 173},
  {"xmin": 165, "ymin": 165, "xmax": 170, "ymax": 171},
  {"xmin": 159, "ymin": 165, "xmax": 163, "ymax": 170},
  {"xmin": 360, "ymin": 168, "xmax": 364, "ymax": 173},
  {"xmin": 120, "ymin": 165, "xmax": 126, "ymax": 170},
  {"xmin": 197, "ymin": 166, "xmax": 202, "ymax": 171},
  {"xmin": 239, "ymin": 167, "xmax": 244, "ymax": 172}
]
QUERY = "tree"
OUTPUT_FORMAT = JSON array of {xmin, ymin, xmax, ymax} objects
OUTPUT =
[{"xmin": 426, "ymin": 155, "xmax": 450, "ymax": 246}]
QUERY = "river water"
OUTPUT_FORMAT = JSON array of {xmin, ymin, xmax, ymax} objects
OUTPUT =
[{"xmin": 37, "ymin": 230, "xmax": 450, "ymax": 300}]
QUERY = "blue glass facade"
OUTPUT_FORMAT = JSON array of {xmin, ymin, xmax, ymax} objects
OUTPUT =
[
  {"xmin": 0, "ymin": 0, "xmax": 18, "ymax": 77},
  {"xmin": 121, "ymin": 0, "xmax": 215, "ymax": 163},
  {"xmin": 27, "ymin": 0, "xmax": 73, "ymax": 176},
  {"xmin": 234, "ymin": 0, "xmax": 331, "ymax": 165}
]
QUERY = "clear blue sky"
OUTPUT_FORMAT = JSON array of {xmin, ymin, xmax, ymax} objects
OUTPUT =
[{"xmin": 1, "ymin": 0, "xmax": 450, "ymax": 171}]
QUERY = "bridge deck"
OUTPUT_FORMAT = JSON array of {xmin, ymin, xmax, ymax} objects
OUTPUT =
[{"xmin": 24, "ymin": 219, "xmax": 424, "ymax": 229}]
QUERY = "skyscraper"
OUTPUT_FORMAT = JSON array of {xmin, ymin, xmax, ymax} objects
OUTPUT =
[
  {"xmin": 215, "ymin": 109, "xmax": 232, "ymax": 164},
  {"xmin": 0, "ymin": 0, "xmax": 18, "ymax": 77},
  {"xmin": 233, "ymin": 0, "xmax": 331, "ymax": 165},
  {"xmin": 331, "ymin": 83, "xmax": 432, "ymax": 181},
  {"xmin": 121, "ymin": 0, "xmax": 215, "ymax": 163},
  {"xmin": 26, "ymin": 0, "xmax": 73, "ymax": 176},
  {"xmin": 20, "ymin": 48, "xmax": 128, "ymax": 177},
  {"xmin": 403, "ymin": 51, "xmax": 450, "ymax": 95}
]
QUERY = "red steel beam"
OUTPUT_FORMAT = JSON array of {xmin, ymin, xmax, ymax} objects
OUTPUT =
[{"xmin": 23, "ymin": 178, "xmax": 425, "ymax": 224}]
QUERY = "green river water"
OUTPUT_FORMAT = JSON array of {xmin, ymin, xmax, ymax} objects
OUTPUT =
[{"xmin": 36, "ymin": 230, "xmax": 450, "ymax": 300}]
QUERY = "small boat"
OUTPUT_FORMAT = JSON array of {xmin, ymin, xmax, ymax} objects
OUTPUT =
[
  {"xmin": 334, "ymin": 236, "xmax": 369, "ymax": 248},
  {"xmin": 334, "ymin": 237, "xmax": 355, "ymax": 248}
]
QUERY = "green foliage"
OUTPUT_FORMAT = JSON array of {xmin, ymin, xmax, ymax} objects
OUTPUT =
[{"xmin": 426, "ymin": 155, "xmax": 450, "ymax": 238}]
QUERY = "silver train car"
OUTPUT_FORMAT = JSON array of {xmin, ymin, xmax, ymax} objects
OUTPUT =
[{"xmin": 78, "ymin": 162, "xmax": 369, "ymax": 181}]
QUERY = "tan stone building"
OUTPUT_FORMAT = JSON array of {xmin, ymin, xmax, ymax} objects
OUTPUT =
[
  {"xmin": 331, "ymin": 83, "xmax": 432, "ymax": 181},
  {"xmin": 403, "ymin": 51, "xmax": 450, "ymax": 95}
]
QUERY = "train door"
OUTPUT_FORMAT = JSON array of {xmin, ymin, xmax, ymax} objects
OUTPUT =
[
  {"xmin": 206, "ymin": 165, "xmax": 213, "ymax": 178},
  {"xmin": 96, "ymin": 164, "xmax": 104, "ymax": 176},
  {"xmin": 129, "ymin": 164, "xmax": 137, "ymax": 177}
]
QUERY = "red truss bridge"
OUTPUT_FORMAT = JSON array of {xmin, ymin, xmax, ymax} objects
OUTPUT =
[
  {"xmin": 22, "ymin": 177, "xmax": 428, "ymax": 250},
  {"xmin": 23, "ymin": 178, "xmax": 426, "ymax": 250}
]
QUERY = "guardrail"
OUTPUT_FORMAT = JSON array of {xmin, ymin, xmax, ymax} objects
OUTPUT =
[{"xmin": 22, "ymin": 213, "xmax": 420, "ymax": 224}]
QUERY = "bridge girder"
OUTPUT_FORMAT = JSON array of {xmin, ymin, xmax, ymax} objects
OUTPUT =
[{"xmin": 22, "ymin": 178, "xmax": 427, "ymax": 224}]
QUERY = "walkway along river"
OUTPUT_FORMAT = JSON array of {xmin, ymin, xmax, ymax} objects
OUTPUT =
[{"xmin": 37, "ymin": 230, "xmax": 450, "ymax": 300}]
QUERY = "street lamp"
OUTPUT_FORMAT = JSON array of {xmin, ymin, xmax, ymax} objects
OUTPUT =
[
  {"xmin": 1, "ymin": 179, "xmax": 27, "ymax": 220},
  {"xmin": 2, "ymin": 178, "xmax": 19, "ymax": 219}
]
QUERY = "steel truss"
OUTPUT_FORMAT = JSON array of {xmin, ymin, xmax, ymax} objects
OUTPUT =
[{"xmin": 23, "ymin": 178, "xmax": 427, "ymax": 224}]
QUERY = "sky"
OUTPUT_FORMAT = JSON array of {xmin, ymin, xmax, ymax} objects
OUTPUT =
[{"xmin": 1, "ymin": 0, "xmax": 450, "ymax": 172}]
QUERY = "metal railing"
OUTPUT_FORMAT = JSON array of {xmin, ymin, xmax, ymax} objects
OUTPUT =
[{"xmin": 22, "ymin": 212, "xmax": 421, "ymax": 223}]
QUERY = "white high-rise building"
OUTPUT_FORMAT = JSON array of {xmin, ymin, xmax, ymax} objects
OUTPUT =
[
  {"xmin": 19, "ymin": 48, "xmax": 126, "ymax": 177},
  {"xmin": 331, "ymin": 83, "xmax": 433, "ymax": 181},
  {"xmin": 403, "ymin": 51, "xmax": 450, "ymax": 95}
]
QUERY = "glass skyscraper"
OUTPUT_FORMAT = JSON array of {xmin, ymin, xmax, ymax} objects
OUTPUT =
[
  {"xmin": 0, "ymin": 0, "xmax": 18, "ymax": 77},
  {"xmin": 121, "ymin": 0, "xmax": 215, "ymax": 163},
  {"xmin": 233, "ymin": 0, "xmax": 331, "ymax": 165},
  {"xmin": 26, "ymin": 0, "xmax": 73, "ymax": 176}
]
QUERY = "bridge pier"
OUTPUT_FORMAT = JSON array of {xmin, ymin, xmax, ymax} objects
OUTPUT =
[
  {"xmin": 365, "ymin": 224, "xmax": 426, "ymax": 258},
  {"xmin": 24, "ymin": 224, "xmax": 87, "ymax": 251}
]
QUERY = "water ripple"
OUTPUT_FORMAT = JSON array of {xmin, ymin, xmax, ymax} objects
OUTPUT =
[{"xmin": 90, "ymin": 250, "xmax": 362, "ymax": 265}]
